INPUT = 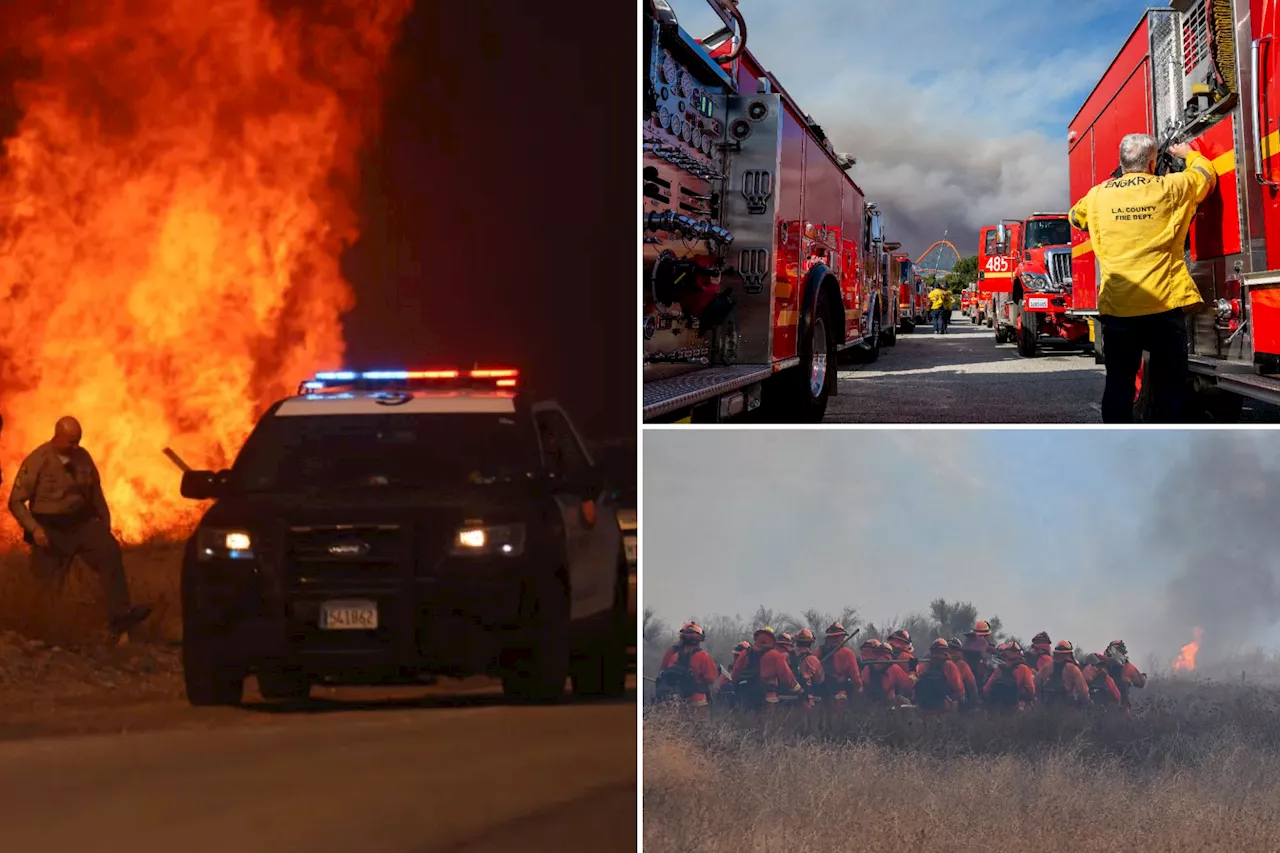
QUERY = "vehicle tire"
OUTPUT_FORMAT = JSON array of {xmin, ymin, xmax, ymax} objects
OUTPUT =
[
  {"xmin": 986, "ymin": 313, "xmax": 994, "ymax": 328},
  {"xmin": 1133, "ymin": 352, "xmax": 1153, "ymax": 422},
  {"xmin": 994, "ymin": 324, "xmax": 1008, "ymax": 345},
  {"xmin": 900, "ymin": 319, "xmax": 915, "ymax": 334},
  {"xmin": 503, "ymin": 574, "xmax": 571, "ymax": 703},
  {"xmin": 257, "ymin": 667, "xmax": 311, "ymax": 701},
  {"xmin": 971, "ymin": 312, "xmax": 978, "ymax": 325},
  {"xmin": 571, "ymin": 559, "xmax": 629, "ymax": 699},
  {"xmin": 883, "ymin": 324, "xmax": 897, "ymax": 347},
  {"xmin": 182, "ymin": 636, "xmax": 245, "ymax": 707},
  {"xmin": 864, "ymin": 307, "xmax": 881, "ymax": 364},
  {"xmin": 780, "ymin": 287, "xmax": 837, "ymax": 421},
  {"xmin": 1017, "ymin": 310, "xmax": 1039, "ymax": 358}
]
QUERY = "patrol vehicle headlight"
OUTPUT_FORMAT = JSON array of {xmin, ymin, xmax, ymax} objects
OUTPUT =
[
  {"xmin": 451, "ymin": 523, "xmax": 526, "ymax": 557},
  {"xmin": 196, "ymin": 528, "xmax": 255, "ymax": 561}
]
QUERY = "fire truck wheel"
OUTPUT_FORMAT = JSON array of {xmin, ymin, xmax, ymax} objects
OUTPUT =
[
  {"xmin": 883, "ymin": 324, "xmax": 897, "ymax": 347},
  {"xmin": 864, "ymin": 309, "xmax": 881, "ymax": 363},
  {"xmin": 995, "ymin": 324, "xmax": 1009, "ymax": 345},
  {"xmin": 900, "ymin": 319, "xmax": 914, "ymax": 334},
  {"xmin": 782, "ymin": 287, "xmax": 837, "ymax": 420},
  {"xmin": 1133, "ymin": 352, "xmax": 1153, "ymax": 422},
  {"xmin": 985, "ymin": 313, "xmax": 994, "ymax": 329},
  {"xmin": 1017, "ymin": 311, "xmax": 1039, "ymax": 357}
]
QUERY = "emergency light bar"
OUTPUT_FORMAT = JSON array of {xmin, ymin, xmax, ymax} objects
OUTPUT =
[{"xmin": 298, "ymin": 368, "xmax": 520, "ymax": 395}]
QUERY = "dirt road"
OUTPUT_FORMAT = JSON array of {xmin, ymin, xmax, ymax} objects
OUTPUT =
[
  {"xmin": 0, "ymin": 679, "xmax": 636, "ymax": 853},
  {"xmin": 828, "ymin": 312, "xmax": 1280, "ymax": 423}
]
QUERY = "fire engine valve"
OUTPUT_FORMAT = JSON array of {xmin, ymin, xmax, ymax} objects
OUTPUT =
[{"xmin": 1215, "ymin": 298, "xmax": 1236, "ymax": 320}]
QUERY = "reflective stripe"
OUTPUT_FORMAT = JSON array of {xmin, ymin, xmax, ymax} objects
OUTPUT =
[
  {"xmin": 833, "ymin": 691, "xmax": 848, "ymax": 700},
  {"xmin": 1192, "ymin": 165, "xmax": 1214, "ymax": 181},
  {"xmin": 764, "ymin": 694, "xmax": 780, "ymax": 704}
]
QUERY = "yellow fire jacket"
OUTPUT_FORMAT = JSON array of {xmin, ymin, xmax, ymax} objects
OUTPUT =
[
  {"xmin": 928, "ymin": 288, "xmax": 948, "ymax": 310},
  {"xmin": 1068, "ymin": 150, "xmax": 1217, "ymax": 318}
]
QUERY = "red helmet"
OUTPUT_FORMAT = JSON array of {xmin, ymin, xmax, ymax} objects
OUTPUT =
[
  {"xmin": 776, "ymin": 632, "xmax": 795, "ymax": 649},
  {"xmin": 999, "ymin": 642, "xmax": 1025, "ymax": 664},
  {"xmin": 889, "ymin": 629, "xmax": 911, "ymax": 645},
  {"xmin": 973, "ymin": 620, "xmax": 992, "ymax": 637},
  {"xmin": 679, "ymin": 622, "xmax": 704, "ymax": 641}
]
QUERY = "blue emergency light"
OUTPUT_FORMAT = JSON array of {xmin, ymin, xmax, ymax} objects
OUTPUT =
[{"xmin": 297, "ymin": 368, "xmax": 520, "ymax": 396}]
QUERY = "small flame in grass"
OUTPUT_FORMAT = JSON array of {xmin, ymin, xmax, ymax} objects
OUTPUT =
[{"xmin": 1173, "ymin": 626, "xmax": 1203, "ymax": 672}]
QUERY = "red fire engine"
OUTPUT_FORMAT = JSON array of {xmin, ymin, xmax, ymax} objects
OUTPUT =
[
  {"xmin": 642, "ymin": 0, "xmax": 895, "ymax": 422},
  {"xmin": 987, "ymin": 214, "xmax": 1090, "ymax": 357},
  {"xmin": 892, "ymin": 250, "xmax": 920, "ymax": 332},
  {"xmin": 1070, "ymin": 1, "xmax": 1280, "ymax": 419}
]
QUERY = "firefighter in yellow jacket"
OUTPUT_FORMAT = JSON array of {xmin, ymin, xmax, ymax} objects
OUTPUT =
[
  {"xmin": 1068, "ymin": 134, "xmax": 1216, "ymax": 423},
  {"xmin": 928, "ymin": 284, "xmax": 949, "ymax": 334}
]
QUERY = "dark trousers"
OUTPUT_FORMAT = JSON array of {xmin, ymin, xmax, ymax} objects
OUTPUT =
[
  {"xmin": 932, "ymin": 308, "xmax": 945, "ymax": 333},
  {"xmin": 31, "ymin": 510, "xmax": 132, "ymax": 621},
  {"xmin": 944, "ymin": 308, "xmax": 953, "ymax": 329},
  {"xmin": 1099, "ymin": 309, "xmax": 1189, "ymax": 423}
]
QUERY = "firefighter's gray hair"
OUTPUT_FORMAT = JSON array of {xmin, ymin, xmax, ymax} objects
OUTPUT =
[{"xmin": 1119, "ymin": 133, "xmax": 1159, "ymax": 174}]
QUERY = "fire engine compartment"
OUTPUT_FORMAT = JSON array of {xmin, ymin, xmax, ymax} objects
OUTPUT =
[{"xmin": 642, "ymin": 0, "xmax": 899, "ymax": 422}]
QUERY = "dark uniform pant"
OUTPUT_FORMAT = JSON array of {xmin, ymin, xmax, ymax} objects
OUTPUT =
[
  {"xmin": 1099, "ymin": 309, "xmax": 1189, "ymax": 423},
  {"xmin": 30, "ymin": 510, "xmax": 132, "ymax": 621}
]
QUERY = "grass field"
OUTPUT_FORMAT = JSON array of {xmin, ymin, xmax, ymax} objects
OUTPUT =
[
  {"xmin": 0, "ymin": 541, "xmax": 185, "ymax": 646},
  {"xmin": 643, "ymin": 681, "xmax": 1280, "ymax": 852}
]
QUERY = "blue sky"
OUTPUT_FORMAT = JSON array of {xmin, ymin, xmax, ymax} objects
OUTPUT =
[
  {"xmin": 663, "ymin": 0, "xmax": 1150, "ymax": 257},
  {"xmin": 643, "ymin": 430, "xmax": 1280, "ymax": 666}
]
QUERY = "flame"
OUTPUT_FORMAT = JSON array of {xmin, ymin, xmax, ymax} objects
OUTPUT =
[
  {"xmin": 0, "ymin": 0, "xmax": 413, "ymax": 543},
  {"xmin": 1173, "ymin": 626, "xmax": 1203, "ymax": 672}
]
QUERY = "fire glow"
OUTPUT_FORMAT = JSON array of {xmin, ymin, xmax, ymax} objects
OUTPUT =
[
  {"xmin": 1173, "ymin": 626, "xmax": 1203, "ymax": 672},
  {"xmin": 0, "ymin": 0, "xmax": 413, "ymax": 543}
]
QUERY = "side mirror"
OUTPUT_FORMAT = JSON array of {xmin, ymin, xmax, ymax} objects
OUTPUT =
[
  {"xmin": 997, "ymin": 224, "xmax": 1007, "ymax": 246},
  {"xmin": 180, "ymin": 470, "xmax": 226, "ymax": 500}
]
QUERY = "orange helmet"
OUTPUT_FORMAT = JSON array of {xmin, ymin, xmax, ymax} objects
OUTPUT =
[
  {"xmin": 929, "ymin": 638, "xmax": 949, "ymax": 654},
  {"xmin": 732, "ymin": 640, "xmax": 751, "ymax": 656},
  {"xmin": 796, "ymin": 628, "xmax": 815, "ymax": 646},
  {"xmin": 1053, "ymin": 640, "xmax": 1074, "ymax": 658},
  {"xmin": 948, "ymin": 637, "xmax": 963, "ymax": 652},
  {"xmin": 973, "ymin": 620, "xmax": 992, "ymax": 637},
  {"xmin": 679, "ymin": 622, "xmax": 704, "ymax": 641},
  {"xmin": 998, "ymin": 641, "xmax": 1024, "ymax": 664},
  {"xmin": 776, "ymin": 632, "xmax": 794, "ymax": 649},
  {"xmin": 1032, "ymin": 632, "xmax": 1051, "ymax": 646},
  {"xmin": 889, "ymin": 629, "xmax": 911, "ymax": 645},
  {"xmin": 825, "ymin": 621, "xmax": 849, "ymax": 638}
]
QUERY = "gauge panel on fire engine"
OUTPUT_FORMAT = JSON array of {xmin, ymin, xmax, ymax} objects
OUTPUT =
[{"xmin": 647, "ymin": 48, "xmax": 724, "ymax": 179}]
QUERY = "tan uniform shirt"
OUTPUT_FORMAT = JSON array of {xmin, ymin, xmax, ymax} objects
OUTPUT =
[{"xmin": 8, "ymin": 442, "xmax": 111, "ymax": 534}]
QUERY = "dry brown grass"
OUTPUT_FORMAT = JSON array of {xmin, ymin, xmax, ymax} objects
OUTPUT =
[
  {"xmin": 643, "ymin": 683, "xmax": 1280, "ymax": 852},
  {"xmin": 0, "ymin": 540, "xmax": 185, "ymax": 646}
]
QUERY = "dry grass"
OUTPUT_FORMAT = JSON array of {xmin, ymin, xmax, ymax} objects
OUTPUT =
[
  {"xmin": 643, "ymin": 683, "xmax": 1280, "ymax": 852},
  {"xmin": 0, "ymin": 540, "xmax": 185, "ymax": 646}
]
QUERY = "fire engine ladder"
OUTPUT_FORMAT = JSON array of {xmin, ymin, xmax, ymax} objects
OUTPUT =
[{"xmin": 643, "ymin": 365, "xmax": 774, "ymax": 420}]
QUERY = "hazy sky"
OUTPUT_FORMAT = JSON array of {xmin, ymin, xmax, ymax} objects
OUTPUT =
[
  {"xmin": 643, "ymin": 430, "xmax": 1280, "ymax": 667},
  {"xmin": 663, "ymin": 0, "xmax": 1149, "ymax": 258}
]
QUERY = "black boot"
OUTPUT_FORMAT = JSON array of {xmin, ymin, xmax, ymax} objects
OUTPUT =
[{"xmin": 109, "ymin": 604, "xmax": 153, "ymax": 637}]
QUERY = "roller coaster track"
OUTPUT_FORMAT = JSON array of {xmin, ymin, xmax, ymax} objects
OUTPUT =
[{"xmin": 914, "ymin": 239, "xmax": 961, "ymax": 277}]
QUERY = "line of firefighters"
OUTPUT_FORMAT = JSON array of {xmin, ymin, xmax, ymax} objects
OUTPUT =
[{"xmin": 653, "ymin": 620, "xmax": 1148, "ymax": 717}]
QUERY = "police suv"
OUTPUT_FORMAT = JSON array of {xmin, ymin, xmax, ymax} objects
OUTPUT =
[{"xmin": 177, "ymin": 368, "xmax": 630, "ymax": 705}]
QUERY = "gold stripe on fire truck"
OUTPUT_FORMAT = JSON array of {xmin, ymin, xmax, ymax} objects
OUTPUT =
[
  {"xmin": 1070, "ymin": 148, "xmax": 1239, "ymax": 263},
  {"xmin": 984, "ymin": 271, "xmax": 1013, "ymax": 279},
  {"xmin": 776, "ymin": 310, "xmax": 799, "ymax": 326}
]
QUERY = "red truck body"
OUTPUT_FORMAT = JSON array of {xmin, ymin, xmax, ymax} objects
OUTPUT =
[
  {"xmin": 642, "ymin": 0, "xmax": 894, "ymax": 422},
  {"xmin": 988, "ymin": 214, "xmax": 1091, "ymax": 356},
  {"xmin": 1067, "ymin": 1, "xmax": 1280, "ymax": 417}
]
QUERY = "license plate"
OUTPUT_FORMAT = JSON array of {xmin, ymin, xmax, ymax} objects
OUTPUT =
[
  {"xmin": 624, "ymin": 536, "xmax": 638, "ymax": 565},
  {"xmin": 1027, "ymin": 297, "xmax": 1049, "ymax": 309},
  {"xmin": 319, "ymin": 599, "xmax": 378, "ymax": 630}
]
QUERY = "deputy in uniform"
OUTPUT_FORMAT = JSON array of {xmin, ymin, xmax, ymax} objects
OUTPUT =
[
  {"xmin": 1069, "ymin": 134, "xmax": 1217, "ymax": 423},
  {"xmin": 8, "ymin": 417, "xmax": 151, "ymax": 637}
]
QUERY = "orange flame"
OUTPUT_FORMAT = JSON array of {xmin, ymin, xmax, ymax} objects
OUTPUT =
[
  {"xmin": 1173, "ymin": 626, "xmax": 1203, "ymax": 672},
  {"xmin": 0, "ymin": 0, "xmax": 413, "ymax": 543}
]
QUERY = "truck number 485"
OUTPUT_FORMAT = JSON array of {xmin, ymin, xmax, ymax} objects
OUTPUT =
[{"xmin": 983, "ymin": 255, "xmax": 1010, "ymax": 272}]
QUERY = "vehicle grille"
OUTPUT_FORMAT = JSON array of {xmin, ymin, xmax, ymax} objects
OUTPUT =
[
  {"xmin": 285, "ymin": 524, "xmax": 408, "ymax": 586},
  {"xmin": 1045, "ymin": 249, "xmax": 1072, "ymax": 289}
]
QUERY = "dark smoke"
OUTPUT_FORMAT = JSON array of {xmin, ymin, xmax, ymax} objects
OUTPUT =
[{"xmin": 1145, "ymin": 432, "xmax": 1280, "ymax": 657}]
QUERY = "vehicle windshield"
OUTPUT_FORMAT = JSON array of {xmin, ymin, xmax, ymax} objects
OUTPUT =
[
  {"xmin": 1023, "ymin": 219, "xmax": 1070, "ymax": 249},
  {"xmin": 231, "ymin": 413, "xmax": 540, "ymax": 492}
]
